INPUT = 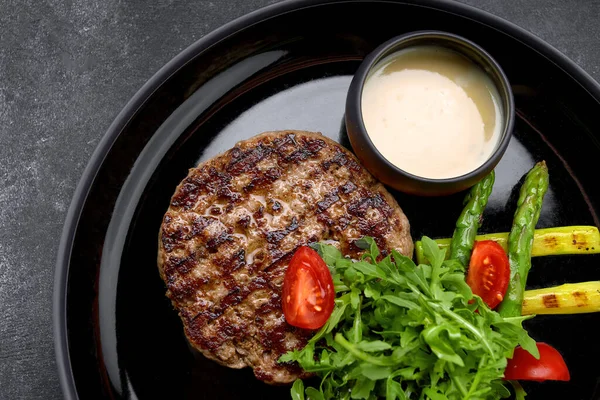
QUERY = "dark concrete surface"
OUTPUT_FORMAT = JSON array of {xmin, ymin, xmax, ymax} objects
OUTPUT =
[{"xmin": 0, "ymin": 0, "xmax": 598, "ymax": 399}]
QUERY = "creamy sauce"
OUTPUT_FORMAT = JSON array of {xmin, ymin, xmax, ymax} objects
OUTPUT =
[{"xmin": 361, "ymin": 45, "xmax": 503, "ymax": 179}]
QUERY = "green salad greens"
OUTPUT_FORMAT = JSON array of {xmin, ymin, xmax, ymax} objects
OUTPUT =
[{"xmin": 280, "ymin": 236, "xmax": 539, "ymax": 400}]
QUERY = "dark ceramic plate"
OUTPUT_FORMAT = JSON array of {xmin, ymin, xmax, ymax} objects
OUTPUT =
[{"xmin": 54, "ymin": 1, "xmax": 600, "ymax": 399}]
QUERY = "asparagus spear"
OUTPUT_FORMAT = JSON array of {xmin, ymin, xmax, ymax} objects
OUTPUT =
[
  {"xmin": 448, "ymin": 171, "xmax": 495, "ymax": 268},
  {"xmin": 414, "ymin": 226, "xmax": 600, "ymax": 264},
  {"xmin": 498, "ymin": 161, "xmax": 549, "ymax": 317},
  {"xmin": 522, "ymin": 281, "xmax": 600, "ymax": 315}
]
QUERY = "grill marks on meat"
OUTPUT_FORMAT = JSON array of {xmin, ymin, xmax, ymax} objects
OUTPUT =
[
  {"xmin": 157, "ymin": 130, "xmax": 413, "ymax": 384},
  {"xmin": 265, "ymin": 217, "xmax": 299, "ymax": 244}
]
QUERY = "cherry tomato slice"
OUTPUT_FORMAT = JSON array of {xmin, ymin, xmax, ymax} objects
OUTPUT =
[
  {"xmin": 282, "ymin": 246, "xmax": 335, "ymax": 330},
  {"xmin": 466, "ymin": 240, "xmax": 510, "ymax": 309},
  {"xmin": 505, "ymin": 342, "xmax": 570, "ymax": 382}
]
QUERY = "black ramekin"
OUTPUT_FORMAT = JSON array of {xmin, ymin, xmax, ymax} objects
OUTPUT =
[{"xmin": 345, "ymin": 30, "xmax": 514, "ymax": 196}]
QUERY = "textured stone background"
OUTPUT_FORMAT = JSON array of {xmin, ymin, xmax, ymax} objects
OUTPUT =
[{"xmin": 1, "ymin": 0, "xmax": 599, "ymax": 399}]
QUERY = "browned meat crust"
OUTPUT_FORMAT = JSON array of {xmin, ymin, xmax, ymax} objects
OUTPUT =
[{"xmin": 157, "ymin": 130, "xmax": 413, "ymax": 384}]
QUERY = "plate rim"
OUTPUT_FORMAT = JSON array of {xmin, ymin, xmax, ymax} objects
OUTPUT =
[{"xmin": 52, "ymin": 0, "xmax": 600, "ymax": 399}]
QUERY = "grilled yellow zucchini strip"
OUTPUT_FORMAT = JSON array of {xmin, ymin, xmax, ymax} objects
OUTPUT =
[
  {"xmin": 415, "ymin": 225, "xmax": 600, "ymax": 265},
  {"xmin": 522, "ymin": 281, "xmax": 600, "ymax": 315}
]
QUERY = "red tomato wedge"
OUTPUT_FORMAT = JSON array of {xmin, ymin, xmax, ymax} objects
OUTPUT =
[
  {"xmin": 466, "ymin": 240, "xmax": 510, "ymax": 309},
  {"xmin": 282, "ymin": 246, "xmax": 335, "ymax": 330},
  {"xmin": 505, "ymin": 342, "xmax": 570, "ymax": 382}
]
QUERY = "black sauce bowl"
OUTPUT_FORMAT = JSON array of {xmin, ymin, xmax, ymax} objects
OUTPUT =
[{"xmin": 345, "ymin": 30, "xmax": 514, "ymax": 196}]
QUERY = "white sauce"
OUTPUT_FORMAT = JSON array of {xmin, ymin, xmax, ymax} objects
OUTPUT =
[{"xmin": 361, "ymin": 45, "xmax": 503, "ymax": 179}]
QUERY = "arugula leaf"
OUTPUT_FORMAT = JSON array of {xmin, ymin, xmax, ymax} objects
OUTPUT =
[
  {"xmin": 354, "ymin": 236, "xmax": 380, "ymax": 260},
  {"xmin": 352, "ymin": 260, "xmax": 385, "ymax": 280},
  {"xmin": 441, "ymin": 273, "xmax": 473, "ymax": 300},
  {"xmin": 356, "ymin": 340, "xmax": 392, "ymax": 352},
  {"xmin": 379, "ymin": 295, "xmax": 419, "ymax": 310},
  {"xmin": 305, "ymin": 387, "xmax": 325, "ymax": 400},
  {"xmin": 422, "ymin": 324, "xmax": 465, "ymax": 366},
  {"xmin": 443, "ymin": 258, "xmax": 466, "ymax": 274},
  {"xmin": 492, "ymin": 316, "xmax": 539, "ymax": 359},
  {"xmin": 283, "ymin": 236, "xmax": 535, "ymax": 400},
  {"xmin": 378, "ymin": 255, "xmax": 400, "ymax": 280},
  {"xmin": 350, "ymin": 292, "xmax": 363, "ymax": 343},
  {"xmin": 279, "ymin": 349, "xmax": 301, "ymax": 364},
  {"xmin": 422, "ymin": 236, "xmax": 446, "ymax": 269},
  {"xmin": 386, "ymin": 378, "xmax": 407, "ymax": 400},
  {"xmin": 291, "ymin": 379, "xmax": 305, "ymax": 400},
  {"xmin": 391, "ymin": 250, "xmax": 415, "ymax": 273},
  {"xmin": 311, "ymin": 242, "xmax": 343, "ymax": 267},
  {"xmin": 350, "ymin": 288, "xmax": 361, "ymax": 309},
  {"xmin": 510, "ymin": 380, "xmax": 527, "ymax": 400},
  {"xmin": 326, "ymin": 298, "xmax": 350, "ymax": 334},
  {"xmin": 423, "ymin": 387, "xmax": 449, "ymax": 400},
  {"xmin": 405, "ymin": 265, "xmax": 432, "ymax": 297},
  {"xmin": 351, "ymin": 377, "xmax": 376, "ymax": 399},
  {"xmin": 360, "ymin": 364, "xmax": 392, "ymax": 380},
  {"xmin": 364, "ymin": 285, "xmax": 381, "ymax": 300}
]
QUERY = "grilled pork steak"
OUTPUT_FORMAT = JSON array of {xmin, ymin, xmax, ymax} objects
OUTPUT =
[{"xmin": 157, "ymin": 130, "xmax": 413, "ymax": 384}]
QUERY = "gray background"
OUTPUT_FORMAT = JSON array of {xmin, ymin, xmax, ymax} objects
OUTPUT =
[{"xmin": 1, "ymin": 0, "xmax": 599, "ymax": 399}]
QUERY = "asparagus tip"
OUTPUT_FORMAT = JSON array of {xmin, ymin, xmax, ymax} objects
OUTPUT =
[{"xmin": 537, "ymin": 160, "xmax": 548, "ymax": 169}]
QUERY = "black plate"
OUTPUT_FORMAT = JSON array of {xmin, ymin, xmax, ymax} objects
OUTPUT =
[{"xmin": 54, "ymin": 1, "xmax": 600, "ymax": 399}]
